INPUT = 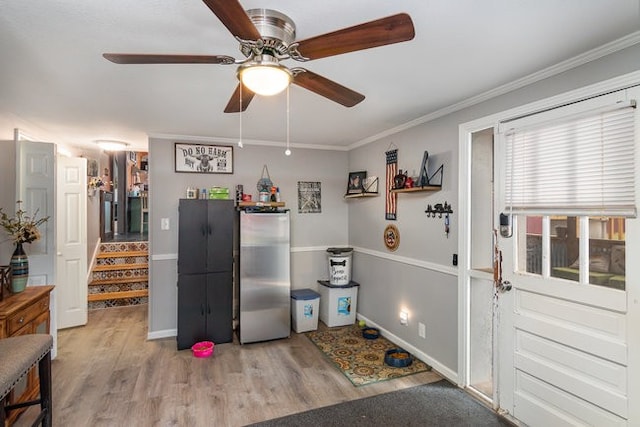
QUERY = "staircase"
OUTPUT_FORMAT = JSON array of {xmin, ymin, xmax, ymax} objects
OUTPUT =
[{"xmin": 88, "ymin": 241, "xmax": 149, "ymax": 310}]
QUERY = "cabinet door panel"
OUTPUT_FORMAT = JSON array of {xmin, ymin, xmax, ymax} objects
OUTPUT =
[
  {"xmin": 206, "ymin": 271, "xmax": 233, "ymax": 343},
  {"xmin": 178, "ymin": 200, "xmax": 209, "ymax": 274},
  {"xmin": 206, "ymin": 200, "xmax": 234, "ymax": 272},
  {"xmin": 177, "ymin": 274, "xmax": 207, "ymax": 350}
]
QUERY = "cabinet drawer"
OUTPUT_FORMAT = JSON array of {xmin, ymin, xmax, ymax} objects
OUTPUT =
[{"xmin": 7, "ymin": 297, "xmax": 49, "ymax": 335}]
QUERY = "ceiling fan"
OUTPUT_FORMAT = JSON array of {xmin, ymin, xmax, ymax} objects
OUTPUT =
[{"xmin": 103, "ymin": 0, "xmax": 415, "ymax": 113}]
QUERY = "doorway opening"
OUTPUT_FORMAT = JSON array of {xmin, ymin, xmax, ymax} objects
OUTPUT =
[
  {"xmin": 104, "ymin": 150, "xmax": 148, "ymax": 242},
  {"xmin": 466, "ymin": 127, "xmax": 496, "ymax": 403}
]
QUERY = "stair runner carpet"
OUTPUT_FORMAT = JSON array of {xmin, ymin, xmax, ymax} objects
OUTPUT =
[{"xmin": 88, "ymin": 241, "xmax": 149, "ymax": 310}]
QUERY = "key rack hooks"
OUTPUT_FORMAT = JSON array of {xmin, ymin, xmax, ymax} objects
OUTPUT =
[{"xmin": 425, "ymin": 202, "xmax": 453, "ymax": 218}]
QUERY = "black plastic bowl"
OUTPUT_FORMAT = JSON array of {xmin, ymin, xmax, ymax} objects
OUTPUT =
[
  {"xmin": 384, "ymin": 348, "xmax": 413, "ymax": 367},
  {"xmin": 362, "ymin": 327, "xmax": 380, "ymax": 339}
]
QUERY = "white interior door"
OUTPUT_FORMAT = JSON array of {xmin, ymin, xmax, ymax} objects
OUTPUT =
[
  {"xmin": 16, "ymin": 139, "xmax": 57, "ymax": 356},
  {"xmin": 56, "ymin": 155, "xmax": 88, "ymax": 329},
  {"xmin": 16, "ymin": 140, "xmax": 55, "ymax": 285}
]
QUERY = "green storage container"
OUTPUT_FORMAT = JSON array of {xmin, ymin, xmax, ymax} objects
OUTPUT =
[{"xmin": 208, "ymin": 187, "xmax": 229, "ymax": 199}]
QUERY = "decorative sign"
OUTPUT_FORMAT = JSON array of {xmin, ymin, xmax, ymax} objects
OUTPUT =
[
  {"xmin": 384, "ymin": 224, "xmax": 400, "ymax": 251},
  {"xmin": 298, "ymin": 181, "xmax": 321, "ymax": 213},
  {"xmin": 174, "ymin": 143, "xmax": 233, "ymax": 174}
]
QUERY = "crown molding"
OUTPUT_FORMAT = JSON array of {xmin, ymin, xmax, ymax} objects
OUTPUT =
[
  {"xmin": 147, "ymin": 132, "xmax": 349, "ymax": 151},
  {"xmin": 349, "ymin": 30, "xmax": 640, "ymax": 151}
]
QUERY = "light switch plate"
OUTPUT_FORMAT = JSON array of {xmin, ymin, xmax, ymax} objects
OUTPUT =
[{"xmin": 161, "ymin": 218, "xmax": 170, "ymax": 230}]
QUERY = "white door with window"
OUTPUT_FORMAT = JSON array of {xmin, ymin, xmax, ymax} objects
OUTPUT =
[{"xmin": 495, "ymin": 88, "xmax": 638, "ymax": 426}]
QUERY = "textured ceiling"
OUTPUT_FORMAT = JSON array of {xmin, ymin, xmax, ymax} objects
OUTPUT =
[{"xmin": 1, "ymin": 0, "xmax": 639, "ymax": 151}]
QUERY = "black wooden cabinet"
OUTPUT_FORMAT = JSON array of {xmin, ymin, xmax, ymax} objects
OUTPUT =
[{"xmin": 177, "ymin": 199, "xmax": 234, "ymax": 350}]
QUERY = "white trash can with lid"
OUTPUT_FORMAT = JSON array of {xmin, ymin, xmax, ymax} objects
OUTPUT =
[
  {"xmin": 291, "ymin": 289, "xmax": 321, "ymax": 333},
  {"xmin": 326, "ymin": 247, "xmax": 353, "ymax": 286}
]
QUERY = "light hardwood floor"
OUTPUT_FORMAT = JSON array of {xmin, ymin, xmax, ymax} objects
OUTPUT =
[{"xmin": 16, "ymin": 305, "xmax": 442, "ymax": 426}]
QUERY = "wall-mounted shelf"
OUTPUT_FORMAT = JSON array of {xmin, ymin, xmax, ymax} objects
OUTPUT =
[
  {"xmin": 344, "ymin": 192, "xmax": 379, "ymax": 199},
  {"xmin": 390, "ymin": 185, "xmax": 441, "ymax": 194},
  {"xmin": 238, "ymin": 201, "xmax": 285, "ymax": 208}
]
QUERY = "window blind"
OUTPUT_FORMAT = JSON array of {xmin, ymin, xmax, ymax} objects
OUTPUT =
[{"xmin": 504, "ymin": 102, "xmax": 636, "ymax": 217}]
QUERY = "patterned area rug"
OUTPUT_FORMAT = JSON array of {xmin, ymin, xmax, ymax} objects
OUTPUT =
[{"xmin": 306, "ymin": 324, "xmax": 431, "ymax": 386}]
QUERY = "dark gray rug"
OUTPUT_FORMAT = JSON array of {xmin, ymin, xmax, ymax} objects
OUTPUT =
[{"xmin": 246, "ymin": 380, "xmax": 511, "ymax": 427}]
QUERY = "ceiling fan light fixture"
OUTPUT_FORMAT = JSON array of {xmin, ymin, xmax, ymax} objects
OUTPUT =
[
  {"xmin": 239, "ymin": 62, "xmax": 292, "ymax": 96},
  {"xmin": 95, "ymin": 140, "xmax": 130, "ymax": 151}
]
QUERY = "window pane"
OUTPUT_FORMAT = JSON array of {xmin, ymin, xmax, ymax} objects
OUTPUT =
[
  {"xmin": 589, "ymin": 217, "xmax": 625, "ymax": 290},
  {"xmin": 551, "ymin": 216, "xmax": 570, "ymax": 268},
  {"xmin": 550, "ymin": 216, "xmax": 578, "ymax": 283},
  {"xmin": 521, "ymin": 215, "xmax": 625, "ymax": 291},
  {"xmin": 524, "ymin": 216, "xmax": 542, "ymax": 274}
]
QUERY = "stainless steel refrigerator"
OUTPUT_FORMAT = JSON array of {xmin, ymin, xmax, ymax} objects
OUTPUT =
[{"xmin": 239, "ymin": 211, "xmax": 291, "ymax": 344}]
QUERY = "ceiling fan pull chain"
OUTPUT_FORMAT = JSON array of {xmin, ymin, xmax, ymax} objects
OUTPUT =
[
  {"xmin": 237, "ymin": 83, "xmax": 244, "ymax": 148},
  {"xmin": 285, "ymin": 86, "xmax": 291, "ymax": 156}
]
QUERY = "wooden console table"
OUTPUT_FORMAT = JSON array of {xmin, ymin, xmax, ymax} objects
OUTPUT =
[{"xmin": 0, "ymin": 285, "xmax": 54, "ymax": 425}]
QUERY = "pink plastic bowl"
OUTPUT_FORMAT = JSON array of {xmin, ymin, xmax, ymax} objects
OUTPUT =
[{"xmin": 191, "ymin": 341, "xmax": 215, "ymax": 358}]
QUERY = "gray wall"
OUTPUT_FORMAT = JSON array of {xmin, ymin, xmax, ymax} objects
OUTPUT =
[
  {"xmin": 147, "ymin": 138, "xmax": 348, "ymax": 334},
  {"xmin": 347, "ymin": 43, "xmax": 640, "ymax": 373},
  {"xmin": 0, "ymin": 140, "xmax": 17, "ymax": 262}
]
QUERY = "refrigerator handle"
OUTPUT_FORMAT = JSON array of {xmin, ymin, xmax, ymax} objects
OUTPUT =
[
  {"xmin": 201, "ymin": 225, "xmax": 206, "ymax": 236},
  {"xmin": 207, "ymin": 305, "xmax": 211, "ymax": 315},
  {"xmin": 200, "ymin": 303, "xmax": 205, "ymax": 316},
  {"xmin": 208, "ymin": 224, "xmax": 212, "ymax": 235}
]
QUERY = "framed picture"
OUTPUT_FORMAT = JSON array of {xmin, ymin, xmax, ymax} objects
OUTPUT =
[
  {"xmin": 363, "ymin": 176, "xmax": 378, "ymax": 193},
  {"xmin": 346, "ymin": 171, "xmax": 367, "ymax": 194},
  {"xmin": 298, "ymin": 181, "xmax": 321, "ymax": 214},
  {"xmin": 87, "ymin": 159, "xmax": 99, "ymax": 177},
  {"xmin": 175, "ymin": 143, "xmax": 233, "ymax": 174}
]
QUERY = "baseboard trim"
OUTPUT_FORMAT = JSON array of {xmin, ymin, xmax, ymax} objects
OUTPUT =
[
  {"xmin": 147, "ymin": 328, "xmax": 177, "ymax": 340},
  {"xmin": 356, "ymin": 313, "xmax": 458, "ymax": 384}
]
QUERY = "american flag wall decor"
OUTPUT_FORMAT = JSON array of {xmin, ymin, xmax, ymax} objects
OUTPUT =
[{"xmin": 385, "ymin": 149, "xmax": 398, "ymax": 220}]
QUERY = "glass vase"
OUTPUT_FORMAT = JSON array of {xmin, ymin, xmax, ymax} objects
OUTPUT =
[{"xmin": 10, "ymin": 242, "xmax": 29, "ymax": 293}]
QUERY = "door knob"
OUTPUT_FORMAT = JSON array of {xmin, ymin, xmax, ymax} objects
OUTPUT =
[{"xmin": 499, "ymin": 280, "xmax": 512, "ymax": 292}]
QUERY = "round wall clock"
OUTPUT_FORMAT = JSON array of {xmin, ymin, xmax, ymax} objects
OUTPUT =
[{"xmin": 384, "ymin": 224, "xmax": 400, "ymax": 251}]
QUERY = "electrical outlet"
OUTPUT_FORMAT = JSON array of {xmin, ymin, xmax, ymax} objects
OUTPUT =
[
  {"xmin": 161, "ymin": 218, "xmax": 170, "ymax": 230},
  {"xmin": 418, "ymin": 322, "xmax": 426, "ymax": 338},
  {"xmin": 452, "ymin": 253, "xmax": 458, "ymax": 266}
]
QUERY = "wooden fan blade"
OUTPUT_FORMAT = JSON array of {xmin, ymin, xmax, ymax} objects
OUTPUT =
[
  {"xmin": 292, "ymin": 69, "xmax": 364, "ymax": 107},
  {"xmin": 201, "ymin": 0, "xmax": 261, "ymax": 41},
  {"xmin": 294, "ymin": 13, "xmax": 415, "ymax": 61},
  {"xmin": 103, "ymin": 53, "xmax": 235, "ymax": 64},
  {"xmin": 224, "ymin": 84, "xmax": 256, "ymax": 113}
]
